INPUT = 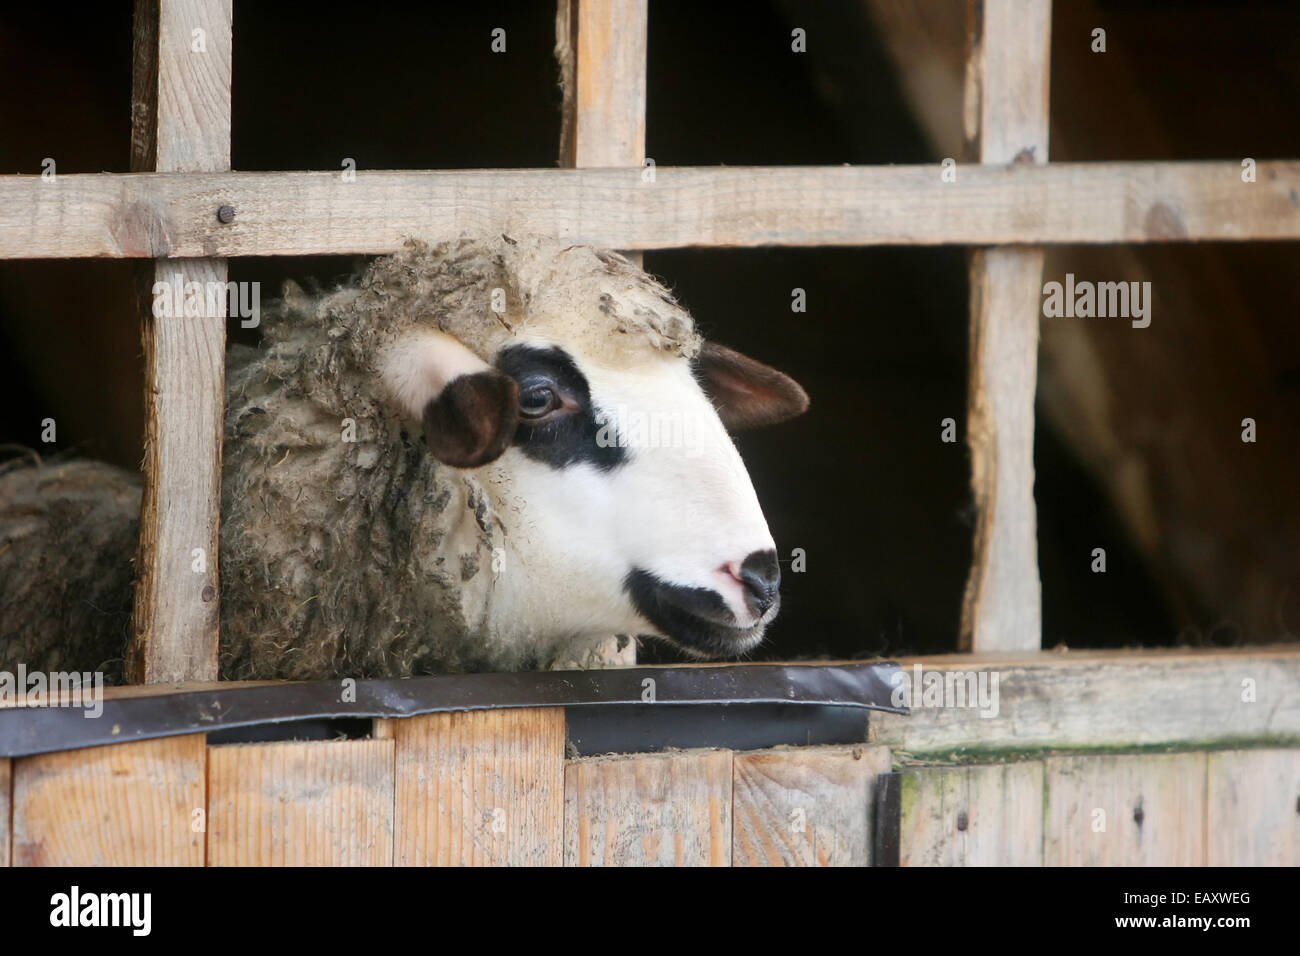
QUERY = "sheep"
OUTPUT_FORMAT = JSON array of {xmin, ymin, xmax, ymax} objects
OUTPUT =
[{"xmin": 0, "ymin": 236, "xmax": 808, "ymax": 682}]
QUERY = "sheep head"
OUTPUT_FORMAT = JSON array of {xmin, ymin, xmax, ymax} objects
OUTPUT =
[
  {"xmin": 226, "ymin": 236, "xmax": 807, "ymax": 677},
  {"xmin": 372, "ymin": 238, "xmax": 808, "ymax": 661}
]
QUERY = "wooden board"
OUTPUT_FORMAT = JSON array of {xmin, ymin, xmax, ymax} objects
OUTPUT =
[
  {"xmin": 1044, "ymin": 753, "xmax": 1206, "ymax": 865},
  {"xmin": 961, "ymin": 246, "xmax": 1044, "ymax": 652},
  {"xmin": 2, "ymin": 161, "xmax": 1298, "ymax": 260},
  {"xmin": 1206, "ymin": 748, "xmax": 1300, "ymax": 866},
  {"xmin": 565, "ymin": 749, "xmax": 732, "ymax": 866},
  {"xmin": 960, "ymin": 0, "xmax": 1051, "ymax": 653},
  {"xmin": 896, "ymin": 761, "xmax": 1044, "ymax": 865},
  {"xmin": 11, "ymin": 735, "xmax": 206, "ymax": 866},
  {"xmin": 0, "ymin": 759, "xmax": 10, "ymax": 867},
  {"xmin": 127, "ymin": 0, "xmax": 232, "ymax": 683},
  {"xmin": 732, "ymin": 744, "xmax": 890, "ymax": 866},
  {"xmin": 380, "ymin": 708, "xmax": 565, "ymax": 866},
  {"xmin": 869, "ymin": 646, "xmax": 1300, "ymax": 755},
  {"xmin": 206, "ymin": 739, "xmax": 394, "ymax": 866},
  {"xmin": 557, "ymin": 0, "xmax": 647, "ymax": 168}
]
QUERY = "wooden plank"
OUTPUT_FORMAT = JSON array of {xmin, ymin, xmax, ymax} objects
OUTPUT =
[
  {"xmin": 565, "ymin": 749, "xmax": 732, "ymax": 866},
  {"xmin": 732, "ymin": 744, "xmax": 890, "ymax": 866},
  {"xmin": 0, "ymin": 759, "xmax": 10, "ymax": 867},
  {"xmin": 381, "ymin": 708, "xmax": 564, "ymax": 866},
  {"xmin": 206, "ymin": 739, "xmax": 394, "ymax": 866},
  {"xmin": 1206, "ymin": 748, "xmax": 1300, "ymax": 866},
  {"xmin": 126, "ymin": 0, "xmax": 232, "ymax": 683},
  {"xmin": 557, "ymin": 0, "xmax": 648, "ymax": 168},
  {"xmin": 869, "ymin": 647, "xmax": 1300, "ymax": 755},
  {"xmin": 896, "ymin": 761, "xmax": 1043, "ymax": 865},
  {"xmin": 960, "ymin": 0, "xmax": 1052, "ymax": 653},
  {"xmin": 1, "ymin": 161, "xmax": 1297, "ymax": 260},
  {"xmin": 11, "ymin": 735, "xmax": 206, "ymax": 866},
  {"xmin": 1044, "ymin": 753, "xmax": 1206, "ymax": 865},
  {"xmin": 961, "ymin": 248, "xmax": 1043, "ymax": 651}
]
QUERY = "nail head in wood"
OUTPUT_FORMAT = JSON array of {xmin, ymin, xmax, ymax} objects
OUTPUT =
[{"xmin": 216, "ymin": 204, "xmax": 235, "ymax": 224}]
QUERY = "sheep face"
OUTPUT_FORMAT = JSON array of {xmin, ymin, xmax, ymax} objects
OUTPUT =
[{"xmin": 379, "ymin": 318, "xmax": 808, "ymax": 662}]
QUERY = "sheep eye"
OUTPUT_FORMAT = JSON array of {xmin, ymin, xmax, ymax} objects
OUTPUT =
[{"xmin": 519, "ymin": 385, "xmax": 562, "ymax": 420}]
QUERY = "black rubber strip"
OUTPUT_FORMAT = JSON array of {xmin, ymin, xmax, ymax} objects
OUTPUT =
[{"xmin": 0, "ymin": 661, "xmax": 905, "ymax": 758}]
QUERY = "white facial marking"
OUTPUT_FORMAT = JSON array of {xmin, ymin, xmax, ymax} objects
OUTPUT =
[
  {"xmin": 380, "ymin": 328, "xmax": 493, "ymax": 420},
  {"xmin": 485, "ymin": 336, "xmax": 777, "ymax": 643}
]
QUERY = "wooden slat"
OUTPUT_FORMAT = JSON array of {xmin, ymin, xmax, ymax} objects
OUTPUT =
[
  {"xmin": 0, "ymin": 759, "xmax": 10, "ymax": 867},
  {"xmin": 11, "ymin": 735, "xmax": 206, "ymax": 866},
  {"xmin": 565, "ymin": 749, "xmax": 732, "ymax": 866},
  {"xmin": 896, "ymin": 761, "xmax": 1044, "ymax": 865},
  {"xmin": 1044, "ymin": 753, "xmax": 1206, "ymax": 865},
  {"xmin": 1, "ymin": 161, "xmax": 1297, "ymax": 260},
  {"xmin": 381, "ymin": 708, "xmax": 564, "ymax": 866},
  {"xmin": 960, "ymin": 0, "xmax": 1052, "ymax": 653},
  {"xmin": 558, "ymin": 0, "xmax": 648, "ymax": 168},
  {"xmin": 126, "ymin": 0, "xmax": 233, "ymax": 683},
  {"xmin": 206, "ymin": 739, "xmax": 394, "ymax": 866},
  {"xmin": 1206, "ymin": 748, "xmax": 1300, "ymax": 866},
  {"xmin": 870, "ymin": 647, "xmax": 1300, "ymax": 756},
  {"xmin": 732, "ymin": 744, "xmax": 890, "ymax": 866}
]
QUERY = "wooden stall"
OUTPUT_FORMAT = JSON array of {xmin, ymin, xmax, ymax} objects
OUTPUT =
[{"xmin": 0, "ymin": 0, "xmax": 1298, "ymax": 866}]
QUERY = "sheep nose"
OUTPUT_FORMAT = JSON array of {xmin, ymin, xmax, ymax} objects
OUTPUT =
[{"xmin": 738, "ymin": 549, "xmax": 781, "ymax": 617}]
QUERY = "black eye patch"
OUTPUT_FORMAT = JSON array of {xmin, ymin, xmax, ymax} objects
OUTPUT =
[{"xmin": 494, "ymin": 345, "xmax": 627, "ymax": 472}]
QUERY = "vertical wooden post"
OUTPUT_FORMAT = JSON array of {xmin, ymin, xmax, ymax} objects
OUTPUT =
[
  {"xmin": 557, "ymin": 0, "xmax": 648, "ymax": 171},
  {"xmin": 960, "ymin": 0, "xmax": 1051, "ymax": 652},
  {"xmin": 556, "ymin": 0, "xmax": 648, "ymax": 666},
  {"xmin": 128, "ymin": 0, "xmax": 232, "ymax": 682}
]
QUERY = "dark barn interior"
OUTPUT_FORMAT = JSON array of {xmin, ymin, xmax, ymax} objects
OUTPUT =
[{"xmin": 1, "ymin": 0, "xmax": 1296, "ymax": 662}]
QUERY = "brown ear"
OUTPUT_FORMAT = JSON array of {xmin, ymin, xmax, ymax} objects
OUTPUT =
[
  {"xmin": 422, "ymin": 370, "xmax": 519, "ymax": 468},
  {"xmin": 694, "ymin": 342, "xmax": 809, "ymax": 429}
]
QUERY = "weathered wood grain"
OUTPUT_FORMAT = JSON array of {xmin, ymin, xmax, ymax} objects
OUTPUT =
[
  {"xmin": 380, "ymin": 708, "xmax": 565, "ymax": 866},
  {"xmin": 127, "ymin": 0, "xmax": 232, "ymax": 683},
  {"xmin": 960, "ymin": 0, "xmax": 1051, "ymax": 653},
  {"xmin": 732, "ymin": 744, "xmax": 890, "ymax": 866},
  {"xmin": 869, "ymin": 646, "xmax": 1300, "ymax": 755},
  {"xmin": 962, "ymin": 248, "xmax": 1044, "ymax": 651},
  {"xmin": 896, "ymin": 761, "xmax": 1043, "ymax": 865},
  {"xmin": 899, "ymin": 764, "xmax": 1040, "ymax": 868},
  {"xmin": 206, "ymin": 739, "xmax": 394, "ymax": 866},
  {"xmin": 557, "ymin": 0, "xmax": 647, "ymax": 169},
  {"xmin": 2, "ymin": 161, "xmax": 1297, "ymax": 260},
  {"xmin": 1044, "ymin": 752, "xmax": 1207, "ymax": 865},
  {"xmin": 565, "ymin": 749, "xmax": 732, "ymax": 866},
  {"xmin": 0, "ymin": 759, "xmax": 10, "ymax": 867},
  {"xmin": 1206, "ymin": 748, "xmax": 1300, "ymax": 866},
  {"xmin": 11, "ymin": 735, "xmax": 206, "ymax": 866}
]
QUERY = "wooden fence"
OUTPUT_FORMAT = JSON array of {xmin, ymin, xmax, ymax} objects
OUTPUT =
[
  {"xmin": 3, "ymin": 0, "xmax": 1298, "ymax": 673},
  {"xmin": 2, "ymin": 646, "xmax": 1297, "ymax": 866},
  {"xmin": 1, "ymin": 1, "xmax": 1298, "ymax": 866}
]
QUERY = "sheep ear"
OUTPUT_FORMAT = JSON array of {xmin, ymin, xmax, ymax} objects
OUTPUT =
[
  {"xmin": 694, "ymin": 342, "xmax": 809, "ymax": 429},
  {"xmin": 381, "ymin": 329, "xmax": 520, "ymax": 468}
]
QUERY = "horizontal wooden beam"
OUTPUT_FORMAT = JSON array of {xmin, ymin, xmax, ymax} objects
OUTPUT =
[
  {"xmin": 869, "ymin": 645, "xmax": 1300, "ymax": 756},
  {"xmin": 1, "ymin": 161, "xmax": 1296, "ymax": 259}
]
